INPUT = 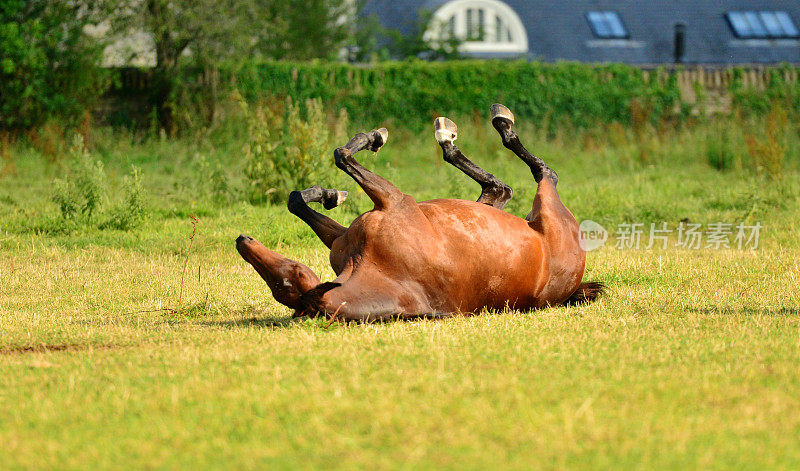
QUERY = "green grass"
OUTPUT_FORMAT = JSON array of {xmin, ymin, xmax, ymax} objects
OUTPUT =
[{"xmin": 1, "ymin": 117, "xmax": 800, "ymax": 469}]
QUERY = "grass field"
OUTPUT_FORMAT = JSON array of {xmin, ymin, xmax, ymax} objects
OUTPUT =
[{"xmin": 2, "ymin": 116, "xmax": 800, "ymax": 469}]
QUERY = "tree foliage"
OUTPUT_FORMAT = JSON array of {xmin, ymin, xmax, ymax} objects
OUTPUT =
[
  {"xmin": 104, "ymin": 0, "xmax": 254, "ymax": 134},
  {"xmin": 0, "ymin": 0, "xmax": 108, "ymax": 130},
  {"xmin": 104, "ymin": 0, "xmax": 353, "ymax": 133},
  {"xmin": 381, "ymin": 10, "xmax": 462, "ymax": 60},
  {"xmin": 254, "ymin": 0, "xmax": 352, "ymax": 61},
  {"xmin": 350, "ymin": 7, "xmax": 461, "ymax": 62}
]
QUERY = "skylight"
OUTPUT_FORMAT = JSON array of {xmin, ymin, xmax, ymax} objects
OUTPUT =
[
  {"xmin": 586, "ymin": 11, "xmax": 628, "ymax": 39},
  {"xmin": 726, "ymin": 11, "xmax": 800, "ymax": 39}
]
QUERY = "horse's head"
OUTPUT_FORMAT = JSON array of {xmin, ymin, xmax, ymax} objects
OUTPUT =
[{"xmin": 236, "ymin": 235, "xmax": 321, "ymax": 309}]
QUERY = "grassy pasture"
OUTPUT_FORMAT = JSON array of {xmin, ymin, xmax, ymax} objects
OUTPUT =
[{"xmin": 1, "ymin": 116, "xmax": 800, "ymax": 469}]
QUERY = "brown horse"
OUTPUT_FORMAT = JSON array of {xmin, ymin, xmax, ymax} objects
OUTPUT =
[{"xmin": 236, "ymin": 104, "xmax": 604, "ymax": 321}]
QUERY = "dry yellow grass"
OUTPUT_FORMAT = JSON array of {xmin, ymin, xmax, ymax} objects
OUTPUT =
[{"xmin": 1, "ymin": 120, "xmax": 800, "ymax": 469}]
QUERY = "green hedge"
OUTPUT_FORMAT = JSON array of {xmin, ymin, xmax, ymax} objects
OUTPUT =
[
  {"xmin": 229, "ymin": 60, "xmax": 681, "ymax": 130},
  {"xmin": 727, "ymin": 65, "xmax": 800, "ymax": 116},
  {"xmin": 113, "ymin": 61, "xmax": 800, "ymax": 132}
]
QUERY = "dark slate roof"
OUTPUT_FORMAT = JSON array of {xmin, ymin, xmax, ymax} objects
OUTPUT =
[{"xmin": 361, "ymin": 0, "xmax": 800, "ymax": 64}]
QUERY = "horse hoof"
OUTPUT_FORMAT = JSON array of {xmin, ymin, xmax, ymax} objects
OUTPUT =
[
  {"xmin": 490, "ymin": 103, "xmax": 515, "ymax": 127},
  {"xmin": 322, "ymin": 189, "xmax": 348, "ymax": 210},
  {"xmin": 434, "ymin": 117, "xmax": 458, "ymax": 144},
  {"xmin": 369, "ymin": 128, "xmax": 388, "ymax": 152}
]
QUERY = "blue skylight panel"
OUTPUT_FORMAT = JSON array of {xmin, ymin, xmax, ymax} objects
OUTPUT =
[
  {"xmin": 726, "ymin": 11, "xmax": 800, "ymax": 39},
  {"xmin": 726, "ymin": 12, "xmax": 752, "ymax": 38},
  {"xmin": 760, "ymin": 12, "xmax": 784, "ymax": 37},
  {"xmin": 744, "ymin": 11, "xmax": 768, "ymax": 38},
  {"xmin": 605, "ymin": 12, "xmax": 627, "ymax": 37},
  {"xmin": 775, "ymin": 12, "xmax": 800, "ymax": 37},
  {"xmin": 587, "ymin": 11, "xmax": 628, "ymax": 39},
  {"xmin": 587, "ymin": 12, "xmax": 610, "ymax": 37}
]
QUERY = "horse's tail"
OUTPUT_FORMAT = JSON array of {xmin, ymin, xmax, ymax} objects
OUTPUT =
[{"xmin": 563, "ymin": 281, "xmax": 606, "ymax": 306}]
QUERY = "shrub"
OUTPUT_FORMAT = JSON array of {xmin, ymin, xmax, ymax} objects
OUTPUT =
[
  {"xmin": 73, "ymin": 156, "xmax": 106, "ymax": 219},
  {"xmin": 705, "ymin": 121, "xmax": 739, "ymax": 171},
  {"xmin": 51, "ymin": 178, "xmax": 80, "ymax": 222},
  {"xmin": 50, "ymin": 135, "xmax": 148, "ymax": 231},
  {"xmin": 103, "ymin": 166, "xmax": 147, "ymax": 230},
  {"xmin": 191, "ymin": 153, "xmax": 232, "ymax": 202},
  {"xmin": 729, "ymin": 65, "xmax": 800, "ymax": 119},
  {"xmin": 745, "ymin": 107, "xmax": 786, "ymax": 180},
  {"xmin": 244, "ymin": 96, "xmax": 348, "ymax": 203},
  {"xmin": 51, "ymin": 135, "xmax": 106, "ymax": 221}
]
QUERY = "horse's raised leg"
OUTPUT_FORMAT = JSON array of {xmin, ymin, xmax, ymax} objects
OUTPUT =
[
  {"xmin": 334, "ymin": 129, "xmax": 406, "ymax": 210},
  {"xmin": 287, "ymin": 185, "xmax": 347, "ymax": 249},
  {"xmin": 490, "ymin": 104, "xmax": 559, "ymax": 186},
  {"xmin": 490, "ymin": 104, "xmax": 588, "ymax": 305},
  {"xmin": 490, "ymin": 104, "xmax": 569, "ymax": 226},
  {"xmin": 236, "ymin": 235, "xmax": 322, "ymax": 312},
  {"xmin": 434, "ymin": 117, "xmax": 513, "ymax": 209}
]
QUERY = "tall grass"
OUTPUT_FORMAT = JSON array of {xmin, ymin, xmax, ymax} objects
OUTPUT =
[{"xmin": 2, "ymin": 99, "xmax": 798, "ymax": 236}]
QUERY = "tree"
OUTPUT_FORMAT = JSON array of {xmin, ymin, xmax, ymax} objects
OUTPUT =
[
  {"xmin": 0, "ymin": 0, "xmax": 108, "ymax": 130},
  {"xmin": 105, "ymin": 0, "xmax": 254, "ymax": 134},
  {"xmin": 352, "ymin": 9, "xmax": 461, "ymax": 62},
  {"xmin": 105, "ymin": 0, "xmax": 353, "ymax": 134},
  {"xmin": 255, "ymin": 0, "xmax": 352, "ymax": 61}
]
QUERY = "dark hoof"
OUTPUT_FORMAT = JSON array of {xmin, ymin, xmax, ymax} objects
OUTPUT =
[
  {"xmin": 490, "ymin": 103, "xmax": 515, "ymax": 128},
  {"xmin": 434, "ymin": 117, "xmax": 458, "ymax": 144},
  {"xmin": 322, "ymin": 189, "xmax": 348, "ymax": 210},
  {"xmin": 369, "ymin": 128, "xmax": 388, "ymax": 152}
]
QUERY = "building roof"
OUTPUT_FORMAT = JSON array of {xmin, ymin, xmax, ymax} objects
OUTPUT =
[{"xmin": 361, "ymin": 0, "xmax": 800, "ymax": 64}]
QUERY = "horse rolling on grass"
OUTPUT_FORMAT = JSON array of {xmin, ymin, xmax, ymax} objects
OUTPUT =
[{"xmin": 236, "ymin": 104, "xmax": 605, "ymax": 321}]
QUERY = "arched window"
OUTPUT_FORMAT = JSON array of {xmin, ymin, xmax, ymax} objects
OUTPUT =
[{"xmin": 425, "ymin": 0, "xmax": 529, "ymax": 54}]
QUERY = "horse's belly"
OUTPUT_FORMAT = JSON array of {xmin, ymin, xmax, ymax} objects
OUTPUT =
[
  {"xmin": 336, "ymin": 199, "xmax": 549, "ymax": 313},
  {"xmin": 417, "ymin": 199, "xmax": 547, "ymax": 311}
]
